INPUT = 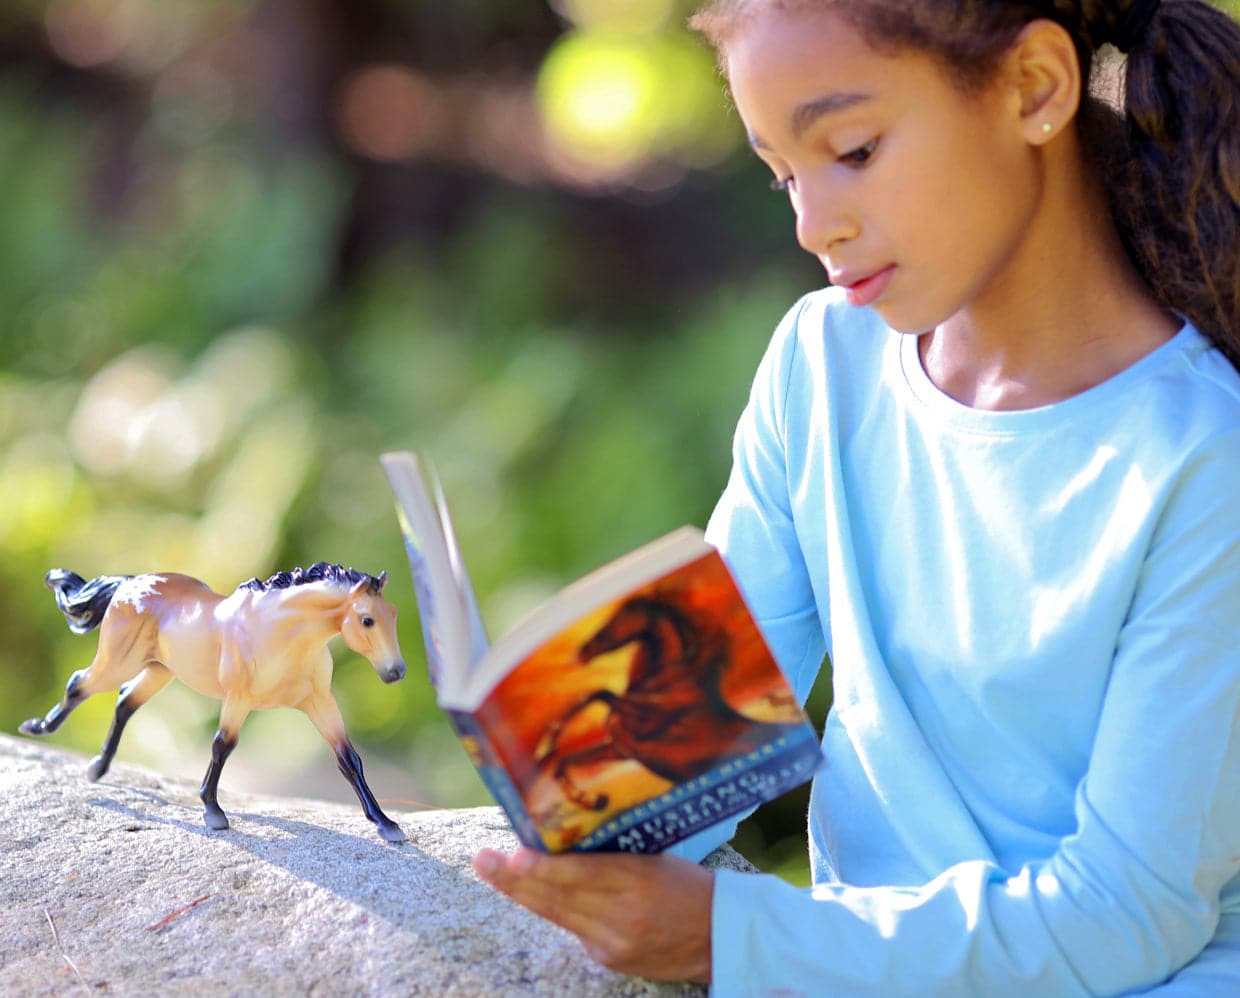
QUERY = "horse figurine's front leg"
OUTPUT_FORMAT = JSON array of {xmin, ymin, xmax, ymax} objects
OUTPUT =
[
  {"xmin": 302, "ymin": 692, "xmax": 405, "ymax": 843},
  {"xmin": 200, "ymin": 695, "xmax": 252, "ymax": 831}
]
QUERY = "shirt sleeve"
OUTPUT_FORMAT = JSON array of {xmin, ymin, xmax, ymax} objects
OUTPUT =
[
  {"xmin": 670, "ymin": 298, "xmax": 830, "ymax": 865},
  {"xmin": 705, "ymin": 296, "xmax": 828, "ymax": 703},
  {"xmin": 709, "ymin": 427, "xmax": 1240, "ymax": 996}
]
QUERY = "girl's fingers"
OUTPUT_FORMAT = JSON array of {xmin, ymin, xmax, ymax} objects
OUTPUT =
[
  {"xmin": 473, "ymin": 848, "xmax": 622, "ymax": 927},
  {"xmin": 471, "ymin": 848, "xmax": 714, "ymax": 981}
]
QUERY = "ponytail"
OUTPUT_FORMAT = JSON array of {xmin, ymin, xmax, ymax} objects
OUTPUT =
[{"xmin": 1107, "ymin": 0, "xmax": 1240, "ymax": 367}]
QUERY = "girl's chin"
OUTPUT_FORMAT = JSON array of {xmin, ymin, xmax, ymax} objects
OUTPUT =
[
  {"xmin": 870, "ymin": 302, "xmax": 938, "ymax": 336},
  {"xmin": 866, "ymin": 289, "xmax": 955, "ymax": 336}
]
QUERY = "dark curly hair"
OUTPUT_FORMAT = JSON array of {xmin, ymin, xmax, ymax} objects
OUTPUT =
[{"xmin": 690, "ymin": 1, "xmax": 1240, "ymax": 369}]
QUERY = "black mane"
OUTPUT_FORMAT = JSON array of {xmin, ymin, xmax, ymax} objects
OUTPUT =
[{"xmin": 238, "ymin": 562, "xmax": 383, "ymax": 595}]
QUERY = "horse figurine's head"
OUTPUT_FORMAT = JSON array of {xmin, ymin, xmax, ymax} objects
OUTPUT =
[{"xmin": 339, "ymin": 570, "xmax": 406, "ymax": 685}]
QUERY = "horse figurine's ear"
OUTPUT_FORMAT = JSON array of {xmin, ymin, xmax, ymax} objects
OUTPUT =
[
  {"xmin": 377, "ymin": 570, "xmax": 388, "ymax": 591},
  {"xmin": 349, "ymin": 578, "xmax": 369, "ymax": 598}
]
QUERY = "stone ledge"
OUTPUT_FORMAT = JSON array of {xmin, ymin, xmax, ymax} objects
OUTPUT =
[{"xmin": 0, "ymin": 733, "xmax": 754, "ymax": 996}]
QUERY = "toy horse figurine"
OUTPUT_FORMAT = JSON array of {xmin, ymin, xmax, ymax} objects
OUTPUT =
[{"xmin": 20, "ymin": 563, "xmax": 408, "ymax": 843}]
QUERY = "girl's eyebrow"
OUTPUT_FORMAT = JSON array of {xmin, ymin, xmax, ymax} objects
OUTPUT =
[{"xmin": 748, "ymin": 90, "xmax": 873, "ymax": 150}]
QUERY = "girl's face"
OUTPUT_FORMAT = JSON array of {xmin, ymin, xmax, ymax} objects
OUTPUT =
[{"xmin": 725, "ymin": 4, "xmax": 1042, "ymax": 334}]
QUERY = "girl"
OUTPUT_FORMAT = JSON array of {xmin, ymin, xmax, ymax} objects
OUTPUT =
[{"xmin": 475, "ymin": 1, "xmax": 1240, "ymax": 993}]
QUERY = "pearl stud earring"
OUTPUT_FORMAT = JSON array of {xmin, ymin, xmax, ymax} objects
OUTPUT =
[{"xmin": 1041, "ymin": 122, "xmax": 1054, "ymax": 135}]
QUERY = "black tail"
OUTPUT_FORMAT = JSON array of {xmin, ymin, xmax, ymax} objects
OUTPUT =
[{"xmin": 44, "ymin": 569, "xmax": 130, "ymax": 635}]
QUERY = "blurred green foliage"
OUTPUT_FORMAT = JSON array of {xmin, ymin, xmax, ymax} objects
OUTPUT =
[
  {"xmin": 0, "ymin": 0, "xmax": 825, "ymax": 884},
  {"xmin": 6, "ymin": 0, "xmax": 1232, "ymax": 892}
]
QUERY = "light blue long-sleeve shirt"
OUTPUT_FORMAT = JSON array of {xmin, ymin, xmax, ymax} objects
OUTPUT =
[{"xmin": 691, "ymin": 289, "xmax": 1240, "ymax": 995}]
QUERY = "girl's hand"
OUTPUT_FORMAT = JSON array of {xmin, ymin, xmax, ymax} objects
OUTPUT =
[{"xmin": 473, "ymin": 847, "xmax": 714, "ymax": 983}]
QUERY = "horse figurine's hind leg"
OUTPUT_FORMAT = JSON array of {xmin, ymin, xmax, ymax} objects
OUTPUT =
[
  {"xmin": 19, "ymin": 571, "xmax": 126, "ymax": 739},
  {"xmin": 87, "ymin": 665, "xmax": 175, "ymax": 780},
  {"xmin": 21, "ymin": 571, "xmax": 172, "ymax": 782}
]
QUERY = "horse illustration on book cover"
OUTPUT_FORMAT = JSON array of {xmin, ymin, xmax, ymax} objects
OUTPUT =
[{"xmin": 473, "ymin": 551, "xmax": 806, "ymax": 851}]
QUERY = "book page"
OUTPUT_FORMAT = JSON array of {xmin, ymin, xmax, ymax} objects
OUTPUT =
[
  {"xmin": 380, "ymin": 451, "xmax": 470, "ymax": 698},
  {"xmin": 430, "ymin": 460, "xmax": 490, "ymax": 668}
]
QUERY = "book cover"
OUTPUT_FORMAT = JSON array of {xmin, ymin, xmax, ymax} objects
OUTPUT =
[{"xmin": 380, "ymin": 449, "xmax": 824, "ymax": 854}]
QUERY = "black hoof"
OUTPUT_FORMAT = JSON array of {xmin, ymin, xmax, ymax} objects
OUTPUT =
[
  {"xmin": 204, "ymin": 808, "xmax": 230, "ymax": 831},
  {"xmin": 18, "ymin": 719, "xmax": 46, "ymax": 736},
  {"xmin": 86, "ymin": 756, "xmax": 109, "ymax": 781},
  {"xmin": 378, "ymin": 821, "xmax": 406, "ymax": 844},
  {"xmin": 591, "ymin": 795, "xmax": 610, "ymax": 812}
]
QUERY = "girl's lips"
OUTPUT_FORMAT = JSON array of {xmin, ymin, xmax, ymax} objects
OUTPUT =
[{"xmin": 839, "ymin": 266, "xmax": 895, "ymax": 308}]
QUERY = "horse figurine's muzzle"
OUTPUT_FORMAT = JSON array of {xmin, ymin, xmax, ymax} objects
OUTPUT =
[{"xmin": 380, "ymin": 660, "xmax": 407, "ymax": 684}]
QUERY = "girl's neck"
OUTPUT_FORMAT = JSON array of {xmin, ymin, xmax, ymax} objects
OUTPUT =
[{"xmin": 920, "ymin": 139, "xmax": 1179, "ymax": 411}]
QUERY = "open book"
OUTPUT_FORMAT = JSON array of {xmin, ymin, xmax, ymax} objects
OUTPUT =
[{"xmin": 381, "ymin": 450, "xmax": 823, "ymax": 854}]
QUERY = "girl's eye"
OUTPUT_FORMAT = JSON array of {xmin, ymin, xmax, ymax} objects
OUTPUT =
[
  {"xmin": 840, "ymin": 138, "xmax": 878, "ymax": 166},
  {"xmin": 769, "ymin": 138, "xmax": 876, "ymax": 192}
]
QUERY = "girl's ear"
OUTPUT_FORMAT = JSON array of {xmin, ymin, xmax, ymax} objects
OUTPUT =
[{"xmin": 1004, "ymin": 18, "xmax": 1082, "ymax": 145}]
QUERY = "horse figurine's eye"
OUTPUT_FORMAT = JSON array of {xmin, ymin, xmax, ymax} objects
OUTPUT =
[{"xmin": 361, "ymin": 615, "xmax": 375, "ymax": 628}]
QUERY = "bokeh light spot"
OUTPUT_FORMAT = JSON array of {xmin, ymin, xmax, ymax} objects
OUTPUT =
[
  {"xmin": 43, "ymin": 0, "xmax": 134, "ymax": 69},
  {"xmin": 68, "ymin": 347, "xmax": 178, "ymax": 478},
  {"xmin": 336, "ymin": 64, "xmax": 442, "ymax": 163},
  {"xmin": 537, "ymin": 29, "xmax": 734, "ymax": 175},
  {"xmin": 538, "ymin": 32, "xmax": 660, "ymax": 168},
  {"xmin": 552, "ymin": 0, "xmax": 680, "ymax": 35}
]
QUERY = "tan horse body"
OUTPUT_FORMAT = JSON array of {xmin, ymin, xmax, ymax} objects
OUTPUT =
[{"xmin": 21, "ymin": 563, "xmax": 407, "ymax": 842}]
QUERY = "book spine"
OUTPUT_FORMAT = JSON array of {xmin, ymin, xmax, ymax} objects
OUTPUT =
[
  {"xmin": 572, "ymin": 725, "xmax": 825, "ymax": 854},
  {"xmin": 445, "ymin": 709, "xmax": 546, "ymax": 851}
]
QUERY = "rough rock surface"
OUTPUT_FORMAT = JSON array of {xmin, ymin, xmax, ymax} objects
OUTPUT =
[{"xmin": 0, "ymin": 734, "xmax": 755, "ymax": 996}]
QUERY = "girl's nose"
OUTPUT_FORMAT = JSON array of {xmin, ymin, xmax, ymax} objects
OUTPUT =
[{"xmin": 792, "ymin": 180, "xmax": 857, "ymax": 255}]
